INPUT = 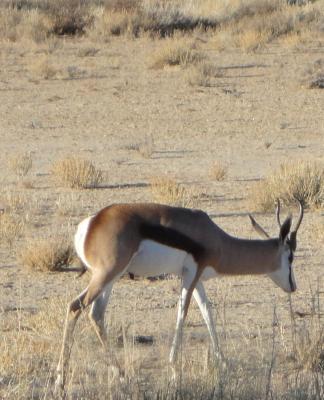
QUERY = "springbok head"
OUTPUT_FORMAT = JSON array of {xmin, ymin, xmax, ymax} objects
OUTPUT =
[{"xmin": 249, "ymin": 200, "xmax": 304, "ymax": 293}]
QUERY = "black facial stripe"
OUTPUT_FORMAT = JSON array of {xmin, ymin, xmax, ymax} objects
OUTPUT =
[
  {"xmin": 288, "ymin": 265, "xmax": 294, "ymax": 291},
  {"xmin": 288, "ymin": 252, "xmax": 294, "ymax": 263},
  {"xmin": 287, "ymin": 248, "xmax": 294, "ymax": 291}
]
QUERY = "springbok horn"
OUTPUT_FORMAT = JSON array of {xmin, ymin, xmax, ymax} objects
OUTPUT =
[
  {"xmin": 276, "ymin": 199, "xmax": 281, "ymax": 228},
  {"xmin": 290, "ymin": 200, "xmax": 304, "ymax": 251}
]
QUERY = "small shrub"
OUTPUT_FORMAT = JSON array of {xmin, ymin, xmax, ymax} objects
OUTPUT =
[
  {"xmin": 0, "ymin": 212, "xmax": 25, "ymax": 247},
  {"xmin": 19, "ymin": 237, "xmax": 74, "ymax": 272},
  {"xmin": 8, "ymin": 152, "xmax": 32, "ymax": 178},
  {"xmin": 210, "ymin": 161, "xmax": 227, "ymax": 181},
  {"xmin": 47, "ymin": 0, "xmax": 93, "ymax": 36},
  {"xmin": 223, "ymin": 0, "xmax": 320, "ymax": 52},
  {"xmin": 187, "ymin": 67, "xmax": 211, "ymax": 87},
  {"xmin": 88, "ymin": 9, "xmax": 130, "ymax": 41},
  {"xmin": 52, "ymin": 156, "xmax": 103, "ymax": 189},
  {"xmin": 150, "ymin": 40, "xmax": 205, "ymax": 69},
  {"xmin": 235, "ymin": 29, "xmax": 270, "ymax": 52},
  {"xmin": 250, "ymin": 162, "xmax": 324, "ymax": 211},
  {"xmin": 150, "ymin": 176, "xmax": 200, "ymax": 208}
]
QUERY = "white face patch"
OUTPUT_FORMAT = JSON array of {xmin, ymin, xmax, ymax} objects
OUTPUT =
[{"xmin": 268, "ymin": 247, "xmax": 296, "ymax": 293}]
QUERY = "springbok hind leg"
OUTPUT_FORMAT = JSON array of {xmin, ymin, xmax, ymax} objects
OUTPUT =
[
  {"xmin": 88, "ymin": 281, "xmax": 113, "ymax": 347},
  {"xmin": 87, "ymin": 281, "xmax": 123, "ymax": 378},
  {"xmin": 55, "ymin": 288, "xmax": 88, "ymax": 394},
  {"xmin": 55, "ymin": 276, "xmax": 107, "ymax": 394}
]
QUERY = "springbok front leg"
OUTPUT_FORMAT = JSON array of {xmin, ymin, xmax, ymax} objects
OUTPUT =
[
  {"xmin": 193, "ymin": 281, "xmax": 223, "ymax": 363},
  {"xmin": 169, "ymin": 257, "xmax": 198, "ymax": 365}
]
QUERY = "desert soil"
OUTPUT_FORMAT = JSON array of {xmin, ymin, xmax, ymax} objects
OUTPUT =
[{"xmin": 0, "ymin": 34, "xmax": 323, "ymax": 395}]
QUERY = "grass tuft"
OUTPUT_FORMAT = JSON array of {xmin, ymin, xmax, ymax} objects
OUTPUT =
[
  {"xmin": 0, "ymin": 189, "xmax": 28, "ymax": 214},
  {"xmin": 209, "ymin": 161, "xmax": 228, "ymax": 181},
  {"xmin": 19, "ymin": 236, "xmax": 74, "ymax": 272},
  {"xmin": 150, "ymin": 176, "xmax": 201, "ymax": 208},
  {"xmin": 8, "ymin": 152, "xmax": 33, "ymax": 179},
  {"xmin": 150, "ymin": 39, "xmax": 205, "ymax": 69},
  {"xmin": 249, "ymin": 161, "xmax": 324, "ymax": 211},
  {"xmin": 0, "ymin": 212, "xmax": 25, "ymax": 247},
  {"xmin": 187, "ymin": 61, "xmax": 223, "ymax": 87},
  {"xmin": 52, "ymin": 156, "xmax": 103, "ymax": 189}
]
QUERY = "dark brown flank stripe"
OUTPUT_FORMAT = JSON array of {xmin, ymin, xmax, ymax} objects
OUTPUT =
[{"xmin": 139, "ymin": 222, "xmax": 205, "ymax": 263}]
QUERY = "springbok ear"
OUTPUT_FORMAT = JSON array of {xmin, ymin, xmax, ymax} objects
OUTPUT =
[
  {"xmin": 279, "ymin": 216, "xmax": 292, "ymax": 243},
  {"xmin": 248, "ymin": 214, "xmax": 270, "ymax": 238}
]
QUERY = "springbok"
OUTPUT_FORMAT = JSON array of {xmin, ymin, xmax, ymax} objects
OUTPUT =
[{"xmin": 55, "ymin": 200, "xmax": 303, "ymax": 390}]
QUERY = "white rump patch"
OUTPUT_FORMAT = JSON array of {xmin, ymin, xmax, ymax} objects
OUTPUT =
[{"xmin": 74, "ymin": 216, "xmax": 94, "ymax": 270}]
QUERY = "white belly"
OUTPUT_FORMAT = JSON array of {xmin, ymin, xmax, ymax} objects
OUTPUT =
[{"xmin": 127, "ymin": 240, "xmax": 187, "ymax": 277}]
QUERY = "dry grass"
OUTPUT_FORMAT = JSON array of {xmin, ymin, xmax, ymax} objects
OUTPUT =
[
  {"xmin": 249, "ymin": 161, "xmax": 324, "ymax": 211},
  {"xmin": 89, "ymin": 9, "xmax": 132, "ymax": 40},
  {"xmin": 19, "ymin": 236, "xmax": 74, "ymax": 272},
  {"xmin": 55, "ymin": 193, "xmax": 79, "ymax": 217},
  {"xmin": 150, "ymin": 176, "xmax": 201, "ymax": 208},
  {"xmin": 150, "ymin": 39, "xmax": 205, "ymax": 69},
  {"xmin": 0, "ymin": 189, "xmax": 28, "ymax": 214},
  {"xmin": 0, "ymin": 288, "xmax": 322, "ymax": 399},
  {"xmin": 8, "ymin": 152, "xmax": 33, "ymax": 179},
  {"xmin": 209, "ymin": 0, "xmax": 323, "ymax": 52},
  {"xmin": 0, "ymin": 0, "xmax": 322, "ymax": 46},
  {"xmin": 209, "ymin": 161, "xmax": 228, "ymax": 181},
  {"xmin": 0, "ymin": 7, "xmax": 52, "ymax": 42},
  {"xmin": 232, "ymin": 1, "xmax": 320, "ymax": 52},
  {"xmin": 0, "ymin": 212, "xmax": 25, "ymax": 247},
  {"xmin": 52, "ymin": 156, "xmax": 104, "ymax": 189}
]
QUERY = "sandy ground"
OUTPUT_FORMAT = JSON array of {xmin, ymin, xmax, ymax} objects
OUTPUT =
[{"xmin": 0, "ymin": 34, "xmax": 323, "ymax": 396}]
